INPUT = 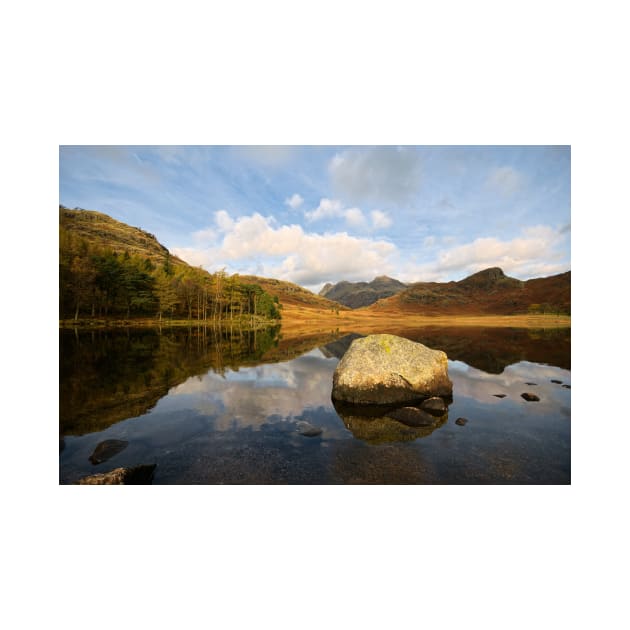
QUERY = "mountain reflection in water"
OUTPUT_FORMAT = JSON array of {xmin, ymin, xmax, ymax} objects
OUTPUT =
[{"xmin": 59, "ymin": 326, "xmax": 570, "ymax": 484}]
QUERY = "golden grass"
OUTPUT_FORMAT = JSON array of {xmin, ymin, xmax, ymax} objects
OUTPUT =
[
  {"xmin": 279, "ymin": 304, "xmax": 570, "ymax": 336},
  {"xmin": 60, "ymin": 307, "xmax": 570, "ymax": 334}
]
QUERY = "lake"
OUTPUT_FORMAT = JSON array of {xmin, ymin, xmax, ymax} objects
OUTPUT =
[{"xmin": 59, "ymin": 325, "xmax": 570, "ymax": 484}]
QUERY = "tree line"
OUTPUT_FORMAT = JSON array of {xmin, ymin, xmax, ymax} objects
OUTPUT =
[{"xmin": 59, "ymin": 226, "xmax": 281, "ymax": 324}]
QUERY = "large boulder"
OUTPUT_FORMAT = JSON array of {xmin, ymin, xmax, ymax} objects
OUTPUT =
[{"xmin": 332, "ymin": 334, "xmax": 452, "ymax": 404}]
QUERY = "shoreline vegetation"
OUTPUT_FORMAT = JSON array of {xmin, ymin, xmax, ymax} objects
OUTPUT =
[
  {"xmin": 60, "ymin": 311, "xmax": 570, "ymax": 331},
  {"xmin": 59, "ymin": 316, "xmax": 279, "ymax": 329}
]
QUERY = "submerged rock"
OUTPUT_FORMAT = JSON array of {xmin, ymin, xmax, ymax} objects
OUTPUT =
[
  {"xmin": 521, "ymin": 392, "xmax": 540, "ymax": 402},
  {"xmin": 75, "ymin": 464, "xmax": 156, "ymax": 485},
  {"xmin": 551, "ymin": 379, "xmax": 563, "ymax": 384},
  {"xmin": 455, "ymin": 417, "xmax": 468, "ymax": 426},
  {"xmin": 297, "ymin": 421, "xmax": 323, "ymax": 437},
  {"xmin": 89, "ymin": 439, "xmax": 129, "ymax": 465},
  {"xmin": 525, "ymin": 382, "xmax": 538, "ymax": 386},
  {"xmin": 387, "ymin": 406, "xmax": 438, "ymax": 427},
  {"xmin": 333, "ymin": 399, "xmax": 448, "ymax": 444},
  {"xmin": 332, "ymin": 334, "xmax": 452, "ymax": 404},
  {"xmin": 562, "ymin": 384, "xmax": 571, "ymax": 389},
  {"xmin": 420, "ymin": 396, "xmax": 448, "ymax": 416},
  {"xmin": 493, "ymin": 394, "xmax": 507, "ymax": 398}
]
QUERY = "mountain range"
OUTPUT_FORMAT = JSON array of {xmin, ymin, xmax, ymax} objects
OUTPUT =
[
  {"xmin": 319, "ymin": 276, "xmax": 408, "ymax": 308},
  {"xmin": 366, "ymin": 267, "xmax": 570, "ymax": 315}
]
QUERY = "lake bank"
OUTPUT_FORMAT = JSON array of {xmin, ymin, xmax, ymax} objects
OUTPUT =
[
  {"xmin": 278, "ymin": 305, "xmax": 571, "ymax": 337},
  {"xmin": 60, "ymin": 310, "xmax": 570, "ymax": 335},
  {"xmin": 59, "ymin": 317, "xmax": 280, "ymax": 329}
]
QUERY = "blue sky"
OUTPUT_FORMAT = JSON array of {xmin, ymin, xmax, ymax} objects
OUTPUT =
[{"xmin": 59, "ymin": 145, "xmax": 570, "ymax": 291}]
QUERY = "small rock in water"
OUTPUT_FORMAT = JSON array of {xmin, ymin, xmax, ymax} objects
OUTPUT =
[
  {"xmin": 455, "ymin": 417, "xmax": 468, "ymax": 426},
  {"xmin": 297, "ymin": 421, "xmax": 323, "ymax": 437},
  {"xmin": 89, "ymin": 439, "xmax": 129, "ymax": 465},
  {"xmin": 562, "ymin": 384, "xmax": 571, "ymax": 389},
  {"xmin": 525, "ymin": 382, "xmax": 538, "ymax": 386},
  {"xmin": 75, "ymin": 464, "xmax": 156, "ymax": 485},
  {"xmin": 551, "ymin": 379, "xmax": 563, "ymax": 384},
  {"xmin": 493, "ymin": 394, "xmax": 507, "ymax": 398},
  {"xmin": 387, "ymin": 406, "xmax": 437, "ymax": 427},
  {"xmin": 420, "ymin": 396, "xmax": 448, "ymax": 416},
  {"xmin": 521, "ymin": 392, "xmax": 540, "ymax": 402}
]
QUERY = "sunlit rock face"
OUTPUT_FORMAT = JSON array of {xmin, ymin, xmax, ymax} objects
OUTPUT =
[
  {"xmin": 75, "ymin": 464, "xmax": 156, "ymax": 485},
  {"xmin": 332, "ymin": 334, "xmax": 452, "ymax": 404}
]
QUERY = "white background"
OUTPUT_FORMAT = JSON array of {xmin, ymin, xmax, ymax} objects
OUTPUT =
[{"xmin": 2, "ymin": 1, "xmax": 628, "ymax": 629}]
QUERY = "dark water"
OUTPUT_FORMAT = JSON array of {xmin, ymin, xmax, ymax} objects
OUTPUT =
[{"xmin": 59, "ymin": 325, "xmax": 570, "ymax": 484}]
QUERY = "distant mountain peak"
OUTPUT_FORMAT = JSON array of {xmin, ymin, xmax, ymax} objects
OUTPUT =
[
  {"xmin": 319, "ymin": 276, "xmax": 408, "ymax": 308},
  {"xmin": 318, "ymin": 282, "xmax": 334, "ymax": 297},
  {"xmin": 458, "ymin": 267, "xmax": 518, "ymax": 288},
  {"xmin": 464, "ymin": 267, "xmax": 506, "ymax": 281}
]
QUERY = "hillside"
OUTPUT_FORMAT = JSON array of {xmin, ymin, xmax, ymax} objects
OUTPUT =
[
  {"xmin": 368, "ymin": 267, "xmax": 570, "ymax": 316},
  {"xmin": 239, "ymin": 275, "xmax": 349, "ymax": 311},
  {"xmin": 60, "ymin": 206, "xmax": 190, "ymax": 270},
  {"xmin": 59, "ymin": 207, "xmax": 280, "ymax": 323},
  {"xmin": 319, "ymin": 275, "xmax": 408, "ymax": 308}
]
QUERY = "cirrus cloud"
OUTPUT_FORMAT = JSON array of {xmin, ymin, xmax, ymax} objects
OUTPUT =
[
  {"xmin": 486, "ymin": 166, "xmax": 524, "ymax": 196},
  {"xmin": 329, "ymin": 146, "xmax": 423, "ymax": 204}
]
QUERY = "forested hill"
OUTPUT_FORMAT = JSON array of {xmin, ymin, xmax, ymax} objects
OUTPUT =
[{"xmin": 59, "ymin": 206, "xmax": 280, "ymax": 324}]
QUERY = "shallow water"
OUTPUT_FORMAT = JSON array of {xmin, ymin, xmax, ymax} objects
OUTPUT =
[{"xmin": 59, "ymin": 326, "xmax": 570, "ymax": 484}]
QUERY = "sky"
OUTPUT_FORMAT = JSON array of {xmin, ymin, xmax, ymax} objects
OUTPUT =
[{"xmin": 59, "ymin": 145, "xmax": 570, "ymax": 292}]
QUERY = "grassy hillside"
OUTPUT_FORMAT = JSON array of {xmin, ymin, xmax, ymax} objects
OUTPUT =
[
  {"xmin": 368, "ymin": 267, "xmax": 570, "ymax": 316},
  {"xmin": 60, "ymin": 206, "xmax": 189, "ymax": 270},
  {"xmin": 238, "ymin": 274, "xmax": 349, "ymax": 311}
]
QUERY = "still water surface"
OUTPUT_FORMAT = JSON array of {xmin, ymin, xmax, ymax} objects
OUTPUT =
[{"xmin": 59, "ymin": 326, "xmax": 570, "ymax": 484}]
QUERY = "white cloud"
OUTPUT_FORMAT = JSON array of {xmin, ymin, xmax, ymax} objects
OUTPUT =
[
  {"xmin": 172, "ymin": 211, "xmax": 397, "ymax": 288},
  {"xmin": 305, "ymin": 198, "xmax": 366, "ymax": 228},
  {"xmin": 305, "ymin": 198, "xmax": 344, "ymax": 222},
  {"xmin": 215, "ymin": 209, "xmax": 234, "ymax": 232},
  {"xmin": 344, "ymin": 207, "xmax": 366, "ymax": 227},
  {"xmin": 370, "ymin": 209, "xmax": 392, "ymax": 229},
  {"xmin": 486, "ymin": 166, "xmax": 524, "ymax": 196},
  {"xmin": 284, "ymin": 193, "xmax": 304, "ymax": 209},
  {"xmin": 329, "ymin": 147, "xmax": 423, "ymax": 204},
  {"xmin": 399, "ymin": 225, "xmax": 569, "ymax": 282},
  {"xmin": 192, "ymin": 227, "xmax": 217, "ymax": 244}
]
